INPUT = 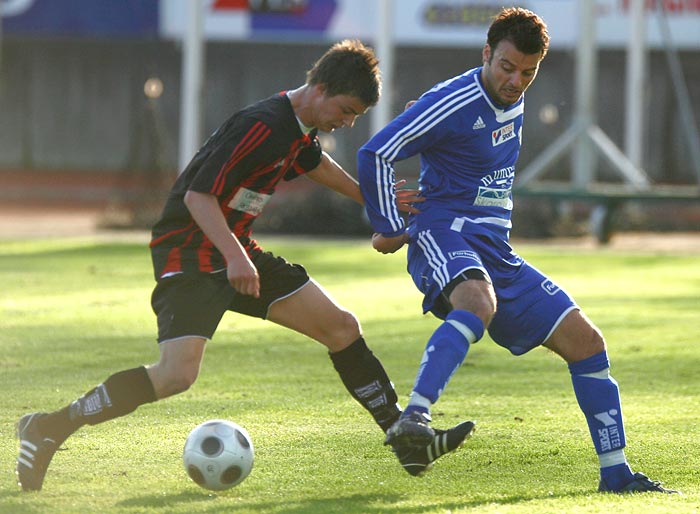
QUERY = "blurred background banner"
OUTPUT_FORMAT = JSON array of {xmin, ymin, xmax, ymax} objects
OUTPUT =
[
  {"xmin": 1, "ymin": 0, "xmax": 159, "ymax": 36},
  {"xmin": 3, "ymin": 0, "xmax": 699, "ymax": 48},
  {"xmin": 165, "ymin": 0, "xmax": 700, "ymax": 49},
  {"xmin": 0, "ymin": 0, "xmax": 698, "ymax": 237}
]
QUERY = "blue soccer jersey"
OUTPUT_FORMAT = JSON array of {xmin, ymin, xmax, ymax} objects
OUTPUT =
[
  {"xmin": 358, "ymin": 66, "xmax": 577, "ymax": 354},
  {"xmin": 358, "ymin": 66, "xmax": 522, "ymax": 244}
]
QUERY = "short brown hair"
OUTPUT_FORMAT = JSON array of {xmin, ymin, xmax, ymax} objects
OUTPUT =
[
  {"xmin": 487, "ymin": 7, "xmax": 550, "ymax": 59},
  {"xmin": 306, "ymin": 39, "xmax": 381, "ymax": 107}
]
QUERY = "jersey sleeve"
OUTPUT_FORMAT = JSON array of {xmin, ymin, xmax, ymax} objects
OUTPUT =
[
  {"xmin": 358, "ymin": 95, "xmax": 448, "ymax": 237},
  {"xmin": 284, "ymin": 133, "xmax": 322, "ymax": 181}
]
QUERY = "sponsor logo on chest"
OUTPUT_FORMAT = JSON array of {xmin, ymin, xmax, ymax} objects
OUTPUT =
[
  {"xmin": 491, "ymin": 121, "xmax": 516, "ymax": 147},
  {"xmin": 228, "ymin": 187, "xmax": 272, "ymax": 216}
]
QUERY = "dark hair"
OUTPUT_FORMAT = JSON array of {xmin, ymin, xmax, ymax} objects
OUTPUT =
[
  {"xmin": 487, "ymin": 7, "xmax": 550, "ymax": 58},
  {"xmin": 306, "ymin": 39, "xmax": 381, "ymax": 107}
]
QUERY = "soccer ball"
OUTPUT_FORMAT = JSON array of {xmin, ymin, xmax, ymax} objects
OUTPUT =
[{"xmin": 183, "ymin": 419, "xmax": 254, "ymax": 491}]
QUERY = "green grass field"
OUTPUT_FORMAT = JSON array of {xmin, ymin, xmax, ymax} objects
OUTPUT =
[{"xmin": 1, "ymin": 235, "xmax": 698, "ymax": 513}]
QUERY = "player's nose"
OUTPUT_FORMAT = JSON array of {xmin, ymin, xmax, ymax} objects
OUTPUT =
[{"xmin": 509, "ymin": 72, "xmax": 525, "ymax": 89}]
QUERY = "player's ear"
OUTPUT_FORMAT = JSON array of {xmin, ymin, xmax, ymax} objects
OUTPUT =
[
  {"xmin": 482, "ymin": 44, "xmax": 491, "ymax": 65},
  {"xmin": 315, "ymin": 83, "xmax": 328, "ymax": 97}
]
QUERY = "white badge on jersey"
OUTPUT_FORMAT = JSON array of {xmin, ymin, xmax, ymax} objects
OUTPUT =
[
  {"xmin": 474, "ymin": 186, "xmax": 513, "ymax": 209},
  {"xmin": 491, "ymin": 121, "xmax": 516, "ymax": 147},
  {"xmin": 228, "ymin": 187, "xmax": 272, "ymax": 216}
]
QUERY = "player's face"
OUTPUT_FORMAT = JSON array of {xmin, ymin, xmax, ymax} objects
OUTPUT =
[
  {"xmin": 481, "ymin": 39, "xmax": 542, "ymax": 106},
  {"xmin": 313, "ymin": 90, "xmax": 368, "ymax": 133}
]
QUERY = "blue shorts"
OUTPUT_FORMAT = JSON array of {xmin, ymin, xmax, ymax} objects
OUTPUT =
[{"xmin": 407, "ymin": 228, "xmax": 577, "ymax": 355}]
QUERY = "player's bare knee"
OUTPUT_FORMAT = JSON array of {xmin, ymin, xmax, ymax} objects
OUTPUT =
[
  {"xmin": 586, "ymin": 326, "xmax": 606, "ymax": 354},
  {"xmin": 577, "ymin": 313, "xmax": 606, "ymax": 355},
  {"xmin": 448, "ymin": 273, "xmax": 496, "ymax": 326},
  {"xmin": 335, "ymin": 308, "xmax": 361, "ymax": 341},
  {"xmin": 322, "ymin": 308, "xmax": 361, "ymax": 351},
  {"xmin": 161, "ymin": 370, "xmax": 199, "ymax": 397},
  {"xmin": 471, "ymin": 293, "xmax": 497, "ymax": 326},
  {"xmin": 149, "ymin": 358, "xmax": 201, "ymax": 398},
  {"xmin": 175, "ymin": 366, "xmax": 200, "ymax": 392}
]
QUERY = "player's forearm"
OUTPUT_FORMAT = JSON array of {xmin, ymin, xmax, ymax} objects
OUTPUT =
[
  {"xmin": 183, "ymin": 190, "xmax": 249, "ymax": 264},
  {"xmin": 306, "ymin": 152, "xmax": 364, "ymax": 204},
  {"xmin": 372, "ymin": 232, "xmax": 409, "ymax": 254}
]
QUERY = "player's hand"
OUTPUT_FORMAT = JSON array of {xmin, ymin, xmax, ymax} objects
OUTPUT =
[
  {"xmin": 226, "ymin": 255, "xmax": 260, "ymax": 298},
  {"xmin": 372, "ymin": 232, "xmax": 409, "ymax": 254},
  {"xmin": 395, "ymin": 179, "xmax": 424, "ymax": 214}
]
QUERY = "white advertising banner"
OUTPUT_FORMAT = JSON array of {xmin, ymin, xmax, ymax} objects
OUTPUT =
[
  {"xmin": 160, "ymin": 0, "xmax": 700, "ymax": 49},
  {"xmin": 397, "ymin": 0, "xmax": 700, "ymax": 48}
]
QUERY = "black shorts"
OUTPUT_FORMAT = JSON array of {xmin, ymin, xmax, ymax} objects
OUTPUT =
[{"xmin": 151, "ymin": 249, "xmax": 309, "ymax": 343}]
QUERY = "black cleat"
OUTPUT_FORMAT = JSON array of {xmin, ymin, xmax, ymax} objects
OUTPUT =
[
  {"xmin": 16, "ymin": 413, "xmax": 60, "ymax": 491},
  {"xmin": 598, "ymin": 472, "xmax": 680, "ymax": 495},
  {"xmin": 392, "ymin": 420, "xmax": 475, "ymax": 476},
  {"xmin": 384, "ymin": 411, "xmax": 435, "ymax": 449}
]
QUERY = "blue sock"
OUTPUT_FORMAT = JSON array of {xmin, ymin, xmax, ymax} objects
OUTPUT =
[
  {"xmin": 408, "ymin": 310, "xmax": 484, "ymax": 412},
  {"xmin": 600, "ymin": 461, "xmax": 635, "ymax": 490},
  {"xmin": 569, "ymin": 350, "xmax": 634, "ymax": 489}
]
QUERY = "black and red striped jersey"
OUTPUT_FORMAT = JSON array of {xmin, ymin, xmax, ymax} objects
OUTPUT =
[{"xmin": 150, "ymin": 92, "xmax": 322, "ymax": 279}]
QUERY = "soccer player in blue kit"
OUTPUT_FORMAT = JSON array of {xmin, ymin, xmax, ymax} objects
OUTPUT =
[{"xmin": 358, "ymin": 7, "xmax": 677, "ymax": 493}]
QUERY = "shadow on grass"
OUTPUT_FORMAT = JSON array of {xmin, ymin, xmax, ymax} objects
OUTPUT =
[
  {"xmin": 113, "ymin": 489, "xmax": 593, "ymax": 513},
  {"xmin": 0, "ymin": 495, "xmax": 39, "ymax": 514}
]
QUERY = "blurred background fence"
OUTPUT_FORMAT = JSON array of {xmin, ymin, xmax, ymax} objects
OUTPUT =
[{"xmin": 1, "ymin": 0, "xmax": 698, "ymax": 239}]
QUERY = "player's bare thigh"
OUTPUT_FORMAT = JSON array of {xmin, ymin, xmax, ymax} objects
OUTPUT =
[
  {"xmin": 543, "ymin": 309, "xmax": 606, "ymax": 363},
  {"xmin": 267, "ymin": 279, "xmax": 361, "ymax": 352}
]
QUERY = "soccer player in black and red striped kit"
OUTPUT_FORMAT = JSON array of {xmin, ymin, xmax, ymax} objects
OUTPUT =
[{"xmin": 16, "ymin": 40, "xmax": 473, "ymax": 491}]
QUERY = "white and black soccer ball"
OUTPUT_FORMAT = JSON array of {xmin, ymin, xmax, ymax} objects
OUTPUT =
[{"xmin": 183, "ymin": 419, "xmax": 254, "ymax": 491}]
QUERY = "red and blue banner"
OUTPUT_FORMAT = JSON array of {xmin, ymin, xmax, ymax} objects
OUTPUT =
[
  {"xmin": 1, "ymin": 0, "xmax": 159, "ymax": 37},
  {"xmin": 2, "ymin": 0, "xmax": 699, "ymax": 48}
]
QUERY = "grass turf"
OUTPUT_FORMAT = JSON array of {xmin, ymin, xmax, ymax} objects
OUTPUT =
[{"xmin": 0, "ymin": 235, "xmax": 698, "ymax": 513}]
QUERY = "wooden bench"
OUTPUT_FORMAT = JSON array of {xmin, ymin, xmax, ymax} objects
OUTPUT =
[{"xmin": 512, "ymin": 182, "xmax": 700, "ymax": 243}]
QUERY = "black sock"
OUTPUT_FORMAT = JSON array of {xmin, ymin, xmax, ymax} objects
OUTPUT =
[
  {"xmin": 329, "ymin": 337, "xmax": 401, "ymax": 432},
  {"xmin": 39, "ymin": 366, "xmax": 157, "ymax": 444}
]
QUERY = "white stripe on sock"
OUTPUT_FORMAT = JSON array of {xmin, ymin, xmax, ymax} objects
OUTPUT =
[
  {"xmin": 578, "ymin": 368, "xmax": 611, "ymax": 380},
  {"xmin": 599, "ymin": 449, "xmax": 627, "ymax": 468},
  {"xmin": 446, "ymin": 319, "xmax": 478, "ymax": 343},
  {"xmin": 407, "ymin": 391, "xmax": 432, "ymax": 411}
]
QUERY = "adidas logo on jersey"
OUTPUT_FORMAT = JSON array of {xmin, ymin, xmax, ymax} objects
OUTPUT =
[{"xmin": 472, "ymin": 116, "xmax": 486, "ymax": 130}]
